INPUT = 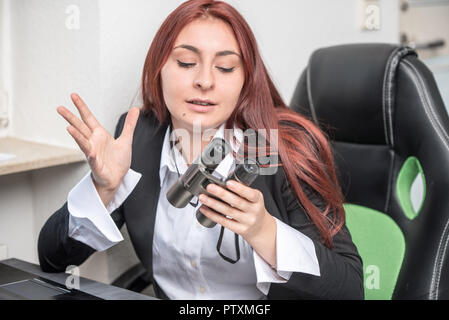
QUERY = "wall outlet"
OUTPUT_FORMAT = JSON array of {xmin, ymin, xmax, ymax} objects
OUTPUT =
[
  {"xmin": 358, "ymin": 0, "xmax": 381, "ymax": 31},
  {"xmin": 0, "ymin": 244, "xmax": 8, "ymax": 261}
]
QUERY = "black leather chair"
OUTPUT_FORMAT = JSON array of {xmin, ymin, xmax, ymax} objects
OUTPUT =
[{"xmin": 290, "ymin": 43, "xmax": 449, "ymax": 299}]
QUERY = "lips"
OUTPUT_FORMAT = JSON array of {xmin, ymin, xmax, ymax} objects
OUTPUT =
[
  {"xmin": 186, "ymin": 100, "xmax": 216, "ymax": 113},
  {"xmin": 186, "ymin": 98, "xmax": 217, "ymax": 106}
]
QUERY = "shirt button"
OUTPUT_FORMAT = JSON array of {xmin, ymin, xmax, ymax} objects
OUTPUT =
[
  {"xmin": 199, "ymin": 286, "xmax": 206, "ymax": 293},
  {"xmin": 190, "ymin": 259, "xmax": 197, "ymax": 268}
]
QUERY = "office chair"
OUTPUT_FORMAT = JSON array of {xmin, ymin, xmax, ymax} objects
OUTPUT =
[{"xmin": 290, "ymin": 43, "xmax": 449, "ymax": 299}]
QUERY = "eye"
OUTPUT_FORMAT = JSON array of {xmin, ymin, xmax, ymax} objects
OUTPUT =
[
  {"xmin": 177, "ymin": 60, "xmax": 196, "ymax": 68},
  {"xmin": 216, "ymin": 66, "xmax": 235, "ymax": 73},
  {"xmin": 177, "ymin": 60, "xmax": 235, "ymax": 73}
]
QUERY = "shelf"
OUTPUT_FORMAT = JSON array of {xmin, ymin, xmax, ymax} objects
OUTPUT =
[{"xmin": 0, "ymin": 137, "xmax": 85, "ymax": 176}]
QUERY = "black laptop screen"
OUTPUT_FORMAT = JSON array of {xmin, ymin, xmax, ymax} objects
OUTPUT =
[{"xmin": 0, "ymin": 278, "xmax": 69, "ymax": 299}]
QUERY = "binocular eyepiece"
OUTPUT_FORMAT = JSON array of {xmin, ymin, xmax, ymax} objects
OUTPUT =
[{"xmin": 166, "ymin": 137, "xmax": 260, "ymax": 228}]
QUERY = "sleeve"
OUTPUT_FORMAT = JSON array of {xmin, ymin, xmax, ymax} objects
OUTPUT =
[
  {"xmin": 252, "ymin": 217, "xmax": 320, "ymax": 295},
  {"xmin": 37, "ymin": 112, "xmax": 131, "ymax": 273},
  {"xmin": 67, "ymin": 168, "xmax": 141, "ymax": 251},
  {"xmin": 266, "ymin": 171, "xmax": 364, "ymax": 300}
]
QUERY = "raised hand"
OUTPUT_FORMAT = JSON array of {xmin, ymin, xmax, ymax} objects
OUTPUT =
[{"xmin": 57, "ymin": 93, "xmax": 140, "ymax": 205}]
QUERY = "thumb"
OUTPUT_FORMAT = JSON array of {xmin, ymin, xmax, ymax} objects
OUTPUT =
[{"xmin": 119, "ymin": 107, "xmax": 140, "ymax": 145}]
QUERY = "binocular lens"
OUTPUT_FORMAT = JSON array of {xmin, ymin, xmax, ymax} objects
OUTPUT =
[
  {"xmin": 234, "ymin": 160, "xmax": 259, "ymax": 184},
  {"xmin": 201, "ymin": 138, "xmax": 230, "ymax": 168},
  {"xmin": 244, "ymin": 163, "xmax": 256, "ymax": 173},
  {"xmin": 166, "ymin": 180, "xmax": 195, "ymax": 208}
]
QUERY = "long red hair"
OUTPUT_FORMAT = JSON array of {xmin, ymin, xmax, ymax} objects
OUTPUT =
[{"xmin": 141, "ymin": 0, "xmax": 345, "ymax": 248}]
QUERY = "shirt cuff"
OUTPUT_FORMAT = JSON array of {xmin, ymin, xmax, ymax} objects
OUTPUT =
[
  {"xmin": 67, "ymin": 168, "xmax": 142, "ymax": 251},
  {"xmin": 105, "ymin": 169, "xmax": 142, "ymax": 213},
  {"xmin": 253, "ymin": 217, "xmax": 321, "ymax": 295}
]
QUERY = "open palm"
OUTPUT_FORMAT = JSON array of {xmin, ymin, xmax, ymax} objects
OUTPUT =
[{"xmin": 57, "ymin": 93, "xmax": 140, "ymax": 192}]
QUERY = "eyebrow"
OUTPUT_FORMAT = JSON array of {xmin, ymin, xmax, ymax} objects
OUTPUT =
[{"xmin": 173, "ymin": 44, "xmax": 241, "ymax": 58}]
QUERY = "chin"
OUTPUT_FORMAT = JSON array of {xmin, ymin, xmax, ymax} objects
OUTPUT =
[{"xmin": 184, "ymin": 114, "xmax": 218, "ymax": 126}]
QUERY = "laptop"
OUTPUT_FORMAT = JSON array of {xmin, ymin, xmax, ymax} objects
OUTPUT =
[{"xmin": 0, "ymin": 263, "xmax": 102, "ymax": 300}]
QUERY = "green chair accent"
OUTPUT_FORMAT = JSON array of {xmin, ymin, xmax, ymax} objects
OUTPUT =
[
  {"xmin": 344, "ymin": 203, "xmax": 406, "ymax": 300},
  {"xmin": 345, "ymin": 156, "xmax": 426, "ymax": 299},
  {"xmin": 396, "ymin": 156, "xmax": 426, "ymax": 220}
]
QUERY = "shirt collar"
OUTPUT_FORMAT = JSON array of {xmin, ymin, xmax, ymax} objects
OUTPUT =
[{"xmin": 159, "ymin": 123, "xmax": 243, "ymax": 187}]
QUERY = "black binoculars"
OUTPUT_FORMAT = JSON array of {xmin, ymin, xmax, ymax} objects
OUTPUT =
[{"xmin": 166, "ymin": 137, "xmax": 260, "ymax": 228}]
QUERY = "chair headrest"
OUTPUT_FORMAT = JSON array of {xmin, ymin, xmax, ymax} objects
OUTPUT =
[{"xmin": 291, "ymin": 43, "xmax": 417, "ymax": 145}]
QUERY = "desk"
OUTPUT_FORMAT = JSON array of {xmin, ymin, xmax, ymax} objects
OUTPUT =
[
  {"xmin": 0, "ymin": 137, "xmax": 85, "ymax": 176},
  {"xmin": 0, "ymin": 258, "xmax": 157, "ymax": 300}
]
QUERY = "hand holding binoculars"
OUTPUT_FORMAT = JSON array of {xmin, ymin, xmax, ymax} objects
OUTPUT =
[{"xmin": 166, "ymin": 137, "xmax": 260, "ymax": 228}]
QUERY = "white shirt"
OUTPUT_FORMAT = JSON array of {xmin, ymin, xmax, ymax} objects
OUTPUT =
[{"xmin": 66, "ymin": 122, "xmax": 320, "ymax": 299}]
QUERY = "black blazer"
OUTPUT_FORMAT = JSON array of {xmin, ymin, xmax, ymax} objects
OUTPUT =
[{"xmin": 38, "ymin": 110, "xmax": 364, "ymax": 300}]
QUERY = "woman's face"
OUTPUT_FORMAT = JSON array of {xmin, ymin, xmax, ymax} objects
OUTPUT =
[{"xmin": 161, "ymin": 16, "xmax": 245, "ymax": 132}]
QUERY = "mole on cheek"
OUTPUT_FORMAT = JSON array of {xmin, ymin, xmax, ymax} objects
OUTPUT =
[{"xmin": 182, "ymin": 113, "xmax": 186, "ymax": 116}]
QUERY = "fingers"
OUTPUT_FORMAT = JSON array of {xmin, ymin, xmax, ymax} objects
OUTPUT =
[
  {"xmin": 119, "ymin": 107, "xmax": 140, "ymax": 144},
  {"xmin": 70, "ymin": 93, "xmax": 101, "ymax": 131},
  {"xmin": 198, "ymin": 192, "xmax": 243, "ymax": 221},
  {"xmin": 199, "ymin": 205, "xmax": 240, "ymax": 231},
  {"xmin": 205, "ymin": 183, "xmax": 249, "ymax": 212},
  {"xmin": 226, "ymin": 180, "xmax": 261, "ymax": 203},
  {"xmin": 66, "ymin": 125, "xmax": 93, "ymax": 158},
  {"xmin": 57, "ymin": 106, "xmax": 92, "ymax": 140}
]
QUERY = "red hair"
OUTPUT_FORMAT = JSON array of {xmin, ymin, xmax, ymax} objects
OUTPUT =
[{"xmin": 141, "ymin": 0, "xmax": 345, "ymax": 248}]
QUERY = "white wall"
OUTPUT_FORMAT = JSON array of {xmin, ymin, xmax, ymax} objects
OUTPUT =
[
  {"xmin": 3, "ymin": 0, "xmax": 401, "ymax": 147},
  {"xmin": 0, "ymin": 0, "xmax": 12, "ymax": 135},
  {"xmin": 0, "ymin": 0, "xmax": 400, "ymax": 285},
  {"xmin": 0, "ymin": 172, "xmax": 35, "ymax": 262},
  {"xmin": 8, "ymin": 0, "xmax": 101, "ymax": 146}
]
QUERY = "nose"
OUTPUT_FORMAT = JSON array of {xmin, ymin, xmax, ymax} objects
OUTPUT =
[{"xmin": 194, "ymin": 66, "xmax": 214, "ymax": 90}]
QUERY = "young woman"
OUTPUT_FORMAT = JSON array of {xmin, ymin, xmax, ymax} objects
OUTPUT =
[{"xmin": 38, "ymin": 0, "xmax": 363, "ymax": 299}]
